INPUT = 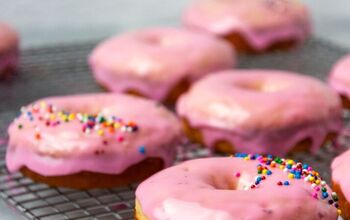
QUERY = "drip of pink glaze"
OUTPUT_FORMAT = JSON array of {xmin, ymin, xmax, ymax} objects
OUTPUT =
[
  {"xmin": 136, "ymin": 157, "xmax": 338, "ymax": 219},
  {"xmin": 182, "ymin": 0, "xmax": 312, "ymax": 51},
  {"xmin": 332, "ymin": 149, "xmax": 350, "ymax": 201},
  {"xmin": 329, "ymin": 54, "xmax": 350, "ymax": 100},
  {"xmin": 176, "ymin": 70, "xmax": 343, "ymax": 156},
  {"xmin": 0, "ymin": 49, "xmax": 19, "ymax": 75},
  {"xmin": 6, "ymin": 93, "xmax": 182, "ymax": 176},
  {"xmin": 89, "ymin": 27, "xmax": 235, "ymax": 101}
]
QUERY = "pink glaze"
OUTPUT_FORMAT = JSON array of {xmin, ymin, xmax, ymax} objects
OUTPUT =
[
  {"xmin": 0, "ymin": 23, "xmax": 18, "ymax": 53},
  {"xmin": 0, "ymin": 49, "xmax": 19, "ymax": 75},
  {"xmin": 183, "ymin": 0, "xmax": 311, "ymax": 51},
  {"xmin": 136, "ymin": 157, "xmax": 338, "ymax": 219},
  {"xmin": 332, "ymin": 149, "xmax": 350, "ymax": 201},
  {"xmin": 329, "ymin": 54, "xmax": 350, "ymax": 100},
  {"xmin": 176, "ymin": 70, "xmax": 342, "ymax": 156},
  {"xmin": 6, "ymin": 93, "xmax": 182, "ymax": 176},
  {"xmin": 89, "ymin": 27, "xmax": 235, "ymax": 101}
]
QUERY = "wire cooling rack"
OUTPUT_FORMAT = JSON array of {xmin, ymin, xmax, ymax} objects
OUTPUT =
[{"xmin": 0, "ymin": 39, "xmax": 348, "ymax": 220}]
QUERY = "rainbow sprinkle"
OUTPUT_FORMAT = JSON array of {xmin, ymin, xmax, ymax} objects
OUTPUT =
[
  {"xmin": 234, "ymin": 153, "xmax": 341, "ymax": 216},
  {"xmin": 16, "ymin": 101, "xmax": 146, "ymax": 154}
]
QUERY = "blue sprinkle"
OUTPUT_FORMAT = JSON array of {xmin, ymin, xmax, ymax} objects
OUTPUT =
[
  {"xmin": 138, "ymin": 146, "xmax": 146, "ymax": 155},
  {"xmin": 283, "ymin": 181, "xmax": 290, "ymax": 186},
  {"xmin": 267, "ymin": 170, "xmax": 272, "ymax": 175},
  {"xmin": 322, "ymin": 192, "xmax": 329, "ymax": 199}
]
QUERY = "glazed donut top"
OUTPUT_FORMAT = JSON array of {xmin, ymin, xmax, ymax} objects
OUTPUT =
[
  {"xmin": 176, "ymin": 70, "xmax": 341, "ymax": 131},
  {"xmin": 329, "ymin": 54, "xmax": 350, "ymax": 91},
  {"xmin": 183, "ymin": 0, "xmax": 311, "ymax": 49},
  {"xmin": 332, "ymin": 149, "xmax": 350, "ymax": 202},
  {"xmin": 7, "ymin": 93, "xmax": 181, "ymax": 175},
  {"xmin": 136, "ymin": 155, "xmax": 340, "ymax": 219},
  {"xmin": 0, "ymin": 23, "xmax": 18, "ymax": 52},
  {"xmin": 89, "ymin": 27, "xmax": 235, "ymax": 83}
]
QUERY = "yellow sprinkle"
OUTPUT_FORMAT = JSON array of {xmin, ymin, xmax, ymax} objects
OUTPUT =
[
  {"xmin": 97, "ymin": 129, "xmax": 104, "ymax": 136},
  {"xmin": 309, "ymin": 176, "xmax": 315, "ymax": 182},
  {"xmin": 68, "ymin": 113, "xmax": 75, "ymax": 121},
  {"xmin": 288, "ymin": 173, "xmax": 294, "ymax": 179},
  {"xmin": 49, "ymin": 114, "xmax": 56, "ymax": 120},
  {"xmin": 262, "ymin": 170, "xmax": 268, "ymax": 174},
  {"xmin": 114, "ymin": 123, "xmax": 121, "ymax": 129},
  {"xmin": 40, "ymin": 101, "xmax": 46, "ymax": 109},
  {"xmin": 287, "ymin": 159, "xmax": 294, "ymax": 165},
  {"xmin": 279, "ymin": 165, "xmax": 285, "ymax": 169},
  {"xmin": 244, "ymin": 157, "xmax": 249, "ymax": 161},
  {"xmin": 315, "ymin": 180, "xmax": 321, "ymax": 185},
  {"xmin": 337, "ymin": 209, "xmax": 342, "ymax": 215}
]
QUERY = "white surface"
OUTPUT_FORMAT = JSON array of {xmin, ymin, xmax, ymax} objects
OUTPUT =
[{"xmin": 0, "ymin": 0, "xmax": 349, "ymax": 49}]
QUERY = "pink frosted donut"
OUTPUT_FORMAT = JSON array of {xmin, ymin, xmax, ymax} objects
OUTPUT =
[
  {"xmin": 89, "ymin": 27, "xmax": 235, "ymax": 103},
  {"xmin": 182, "ymin": 0, "xmax": 311, "ymax": 53},
  {"xmin": 136, "ymin": 155, "xmax": 340, "ymax": 219},
  {"xmin": 329, "ymin": 54, "xmax": 350, "ymax": 108},
  {"xmin": 6, "ymin": 93, "xmax": 181, "ymax": 189},
  {"xmin": 332, "ymin": 149, "xmax": 350, "ymax": 218},
  {"xmin": 0, "ymin": 22, "xmax": 19, "ymax": 78},
  {"xmin": 176, "ymin": 70, "xmax": 342, "ymax": 156}
]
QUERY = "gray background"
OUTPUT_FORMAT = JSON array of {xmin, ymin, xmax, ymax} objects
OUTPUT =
[{"xmin": 0, "ymin": 0, "xmax": 349, "ymax": 49}]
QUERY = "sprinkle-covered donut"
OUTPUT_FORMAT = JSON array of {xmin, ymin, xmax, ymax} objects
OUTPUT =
[
  {"xmin": 136, "ymin": 155, "xmax": 341, "ymax": 219},
  {"xmin": 332, "ymin": 149, "xmax": 350, "ymax": 219},
  {"xmin": 182, "ymin": 0, "xmax": 311, "ymax": 53},
  {"xmin": 0, "ymin": 22, "xmax": 19, "ymax": 78},
  {"xmin": 176, "ymin": 70, "xmax": 342, "ymax": 156},
  {"xmin": 329, "ymin": 54, "xmax": 350, "ymax": 109},
  {"xmin": 89, "ymin": 27, "xmax": 235, "ymax": 103},
  {"xmin": 6, "ymin": 93, "xmax": 181, "ymax": 189}
]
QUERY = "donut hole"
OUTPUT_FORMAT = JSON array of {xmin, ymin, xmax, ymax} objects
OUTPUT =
[
  {"xmin": 209, "ymin": 173, "xmax": 250, "ymax": 191},
  {"xmin": 234, "ymin": 81, "xmax": 288, "ymax": 93}
]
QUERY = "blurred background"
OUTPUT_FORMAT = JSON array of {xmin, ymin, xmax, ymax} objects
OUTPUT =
[{"xmin": 0, "ymin": 0, "xmax": 349, "ymax": 49}]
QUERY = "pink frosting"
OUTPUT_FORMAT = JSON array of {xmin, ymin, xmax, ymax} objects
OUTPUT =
[
  {"xmin": 6, "ymin": 93, "xmax": 182, "ymax": 176},
  {"xmin": 89, "ymin": 27, "xmax": 235, "ymax": 101},
  {"xmin": 0, "ymin": 23, "xmax": 19, "ymax": 53},
  {"xmin": 332, "ymin": 149, "xmax": 350, "ymax": 201},
  {"xmin": 136, "ymin": 157, "xmax": 338, "ymax": 219},
  {"xmin": 176, "ymin": 70, "xmax": 342, "ymax": 156},
  {"xmin": 329, "ymin": 54, "xmax": 350, "ymax": 99},
  {"xmin": 183, "ymin": 0, "xmax": 312, "ymax": 51}
]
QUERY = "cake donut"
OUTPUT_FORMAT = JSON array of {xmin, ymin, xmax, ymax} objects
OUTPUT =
[
  {"xmin": 0, "ymin": 22, "xmax": 19, "ymax": 79},
  {"xmin": 6, "ymin": 93, "xmax": 181, "ymax": 189},
  {"xmin": 176, "ymin": 70, "xmax": 342, "ymax": 156},
  {"xmin": 332, "ymin": 149, "xmax": 350, "ymax": 219},
  {"xmin": 136, "ymin": 155, "xmax": 341, "ymax": 219},
  {"xmin": 329, "ymin": 54, "xmax": 350, "ymax": 109},
  {"xmin": 89, "ymin": 27, "xmax": 235, "ymax": 104},
  {"xmin": 182, "ymin": 0, "xmax": 312, "ymax": 53}
]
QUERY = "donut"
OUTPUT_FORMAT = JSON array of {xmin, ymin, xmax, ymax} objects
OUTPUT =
[
  {"xmin": 332, "ymin": 149, "xmax": 350, "ymax": 219},
  {"xmin": 182, "ymin": 0, "xmax": 311, "ymax": 53},
  {"xmin": 89, "ymin": 27, "xmax": 235, "ymax": 104},
  {"xmin": 0, "ymin": 22, "xmax": 19, "ymax": 79},
  {"xmin": 329, "ymin": 54, "xmax": 350, "ymax": 109},
  {"xmin": 6, "ymin": 93, "xmax": 181, "ymax": 189},
  {"xmin": 176, "ymin": 70, "xmax": 342, "ymax": 156},
  {"xmin": 136, "ymin": 155, "xmax": 341, "ymax": 219}
]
